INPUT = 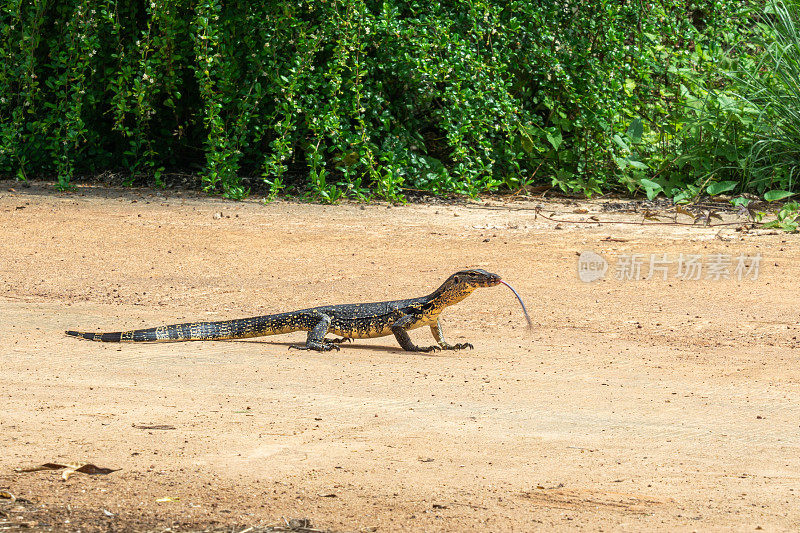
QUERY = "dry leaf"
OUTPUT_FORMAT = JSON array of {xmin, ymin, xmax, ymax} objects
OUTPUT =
[
  {"xmin": 287, "ymin": 518, "xmax": 313, "ymax": 530},
  {"xmin": 156, "ymin": 497, "xmax": 179, "ymax": 502},
  {"xmin": 642, "ymin": 209, "xmax": 661, "ymax": 221},
  {"xmin": 15, "ymin": 462, "xmax": 119, "ymax": 481}
]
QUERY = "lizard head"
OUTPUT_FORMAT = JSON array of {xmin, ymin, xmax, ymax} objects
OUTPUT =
[
  {"xmin": 432, "ymin": 269, "xmax": 501, "ymax": 305},
  {"xmin": 447, "ymin": 268, "xmax": 502, "ymax": 289},
  {"xmin": 435, "ymin": 269, "xmax": 532, "ymax": 329}
]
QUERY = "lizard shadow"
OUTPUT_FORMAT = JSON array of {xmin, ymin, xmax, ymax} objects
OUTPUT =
[{"xmin": 220, "ymin": 339, "xmax": 456, "ymax": 357}]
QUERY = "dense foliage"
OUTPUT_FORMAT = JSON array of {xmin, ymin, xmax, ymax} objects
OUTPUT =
[{"xmin": 0, "ymin": 0, "xmax": 780, "ymax": 201}]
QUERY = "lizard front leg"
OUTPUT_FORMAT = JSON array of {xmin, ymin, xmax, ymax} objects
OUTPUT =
[
  {"xmin": 391, "ymin": 314, "xmax": 440, "ymax": 353},
  {"xmin": 289, "ymin": 313, "xmax": 340, "ymax": 352},
  {"xmin": 430, "ymin": 319, "xmax": 473, "ymax": 350}
]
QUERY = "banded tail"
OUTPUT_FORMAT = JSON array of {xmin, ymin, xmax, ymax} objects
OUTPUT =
[{"xmin": 65, "ymin": 314, "xmax": 297, "ymax": 343}]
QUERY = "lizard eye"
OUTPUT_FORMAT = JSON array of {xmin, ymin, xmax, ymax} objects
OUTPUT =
[{"xmin": 453, "ymin": 275, "xmax": 460, "ymax": 283}]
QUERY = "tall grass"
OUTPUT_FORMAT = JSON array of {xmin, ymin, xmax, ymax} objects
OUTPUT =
[{"xmin": 739, "ymin": 0, "xmax": 800, "ymax": 195}]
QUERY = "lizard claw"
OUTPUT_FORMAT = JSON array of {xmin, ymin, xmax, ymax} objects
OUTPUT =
[
  {"xmin": 437, "ymin": 342, "xmax": 474, "ymax": 351},
  {"xmin": 324, "ymin": 337, "xmax": 352, "ymax": 344}
]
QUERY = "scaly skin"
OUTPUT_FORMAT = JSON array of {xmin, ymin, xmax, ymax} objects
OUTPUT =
[{"xmin": 65, "ymin": 269, "xmax": 503, "ymax": 352}]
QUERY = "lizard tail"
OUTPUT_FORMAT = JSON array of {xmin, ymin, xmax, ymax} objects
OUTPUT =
[
  {"xmin": 66, "ymin": 330, "xmax": 129, "ymax": 342},
  {"xmin": 65, "ymin": 314, "xmax": 298, "ymax": 342}
]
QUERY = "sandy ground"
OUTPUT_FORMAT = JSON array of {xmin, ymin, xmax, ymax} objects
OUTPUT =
[{"xmin": 1, "ymin": 181, "xmax": 799, "ymax": 532}]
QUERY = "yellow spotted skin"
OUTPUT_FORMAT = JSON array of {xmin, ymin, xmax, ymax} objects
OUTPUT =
[{"xmin": 66, "ymin": 269, "xmax": 502, "ymax": 352}]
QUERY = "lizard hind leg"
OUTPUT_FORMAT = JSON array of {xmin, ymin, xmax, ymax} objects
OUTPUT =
[
  {"xmin": 430, "ymin": 319, "xmax": 473, "ymax": 351},
  {"xmin": 288, "ymin": 313, "xmax": 340, "ymax": 352}
]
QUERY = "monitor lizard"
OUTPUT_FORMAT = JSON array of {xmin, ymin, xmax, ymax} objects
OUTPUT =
[{"xmin": 66, "ymin": 269, "xmax": 531, "ymax": 352}]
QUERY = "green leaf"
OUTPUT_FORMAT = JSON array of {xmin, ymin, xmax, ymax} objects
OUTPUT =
[
  {"xmin": 520, "ymin": 133, "xmax": 534, "ymax": 154},
  {"xmin": 706, "ymin": 181, "xmax": 737, "ymax": 196},
  {"xmin": 644, "ymin": 188, "xmax": 661, "ymax": 201},
  {"xmin": 546, "ymin": 130, "xmax": 562, "ymax": 150},
  {"xmin": 730, "ymin": 196, "xmax": 751, "ymax": 208},
  {"xmin": 626, "ymin": 118, "xmax": 643, "ymax": 144},
  {"xmin": 640, "ymin": 178, "xmax": 662, "ymax": 190},
  {"xmin": 764, "ymin": 190, "xmax": 794, "ymax": 202},
  {"xmin": 639, "ymin": 179, "xmax": 663, "ymax": 200},
  {"xmin": 672, "ymin": 191, "xmax": 690, "ymax": 204},
  {"xmin": 612, "ymin": 134, "xmax": 629, "ymax": 151}
]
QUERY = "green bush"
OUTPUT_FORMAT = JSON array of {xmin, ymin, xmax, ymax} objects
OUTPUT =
[{"xmin": 0, "ymin": 0, "xmax": 762, "ymax": 200}]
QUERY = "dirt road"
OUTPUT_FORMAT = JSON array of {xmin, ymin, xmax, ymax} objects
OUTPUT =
[{"xmin": 2, "ymin": 182, "xmax": 799, "ymax": 531}]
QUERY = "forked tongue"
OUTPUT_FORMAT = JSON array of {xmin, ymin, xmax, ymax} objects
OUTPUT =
[{"xmin": 499, "ymin": 280, "xmax": 533, "ymax": 329}]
